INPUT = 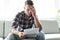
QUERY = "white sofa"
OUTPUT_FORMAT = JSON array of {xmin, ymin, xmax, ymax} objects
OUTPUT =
[{"xmin": 0, "ymin": 20, "xmax": 60, "ymax": 40}]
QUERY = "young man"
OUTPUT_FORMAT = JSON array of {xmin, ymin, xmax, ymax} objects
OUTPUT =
[{"xmin": 5, "ymin": 0, "xmax": 45, "ymax": 40}]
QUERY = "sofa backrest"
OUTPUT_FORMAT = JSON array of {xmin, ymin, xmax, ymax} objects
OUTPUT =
[
  {"xmin": 40, "ymin": 20, "xmax": 59, "ymax": 34},
  {"xmin": 4, "ymin": 21, "xmax": 12, "ymax": 37},
  {"xmin": 0, "ymin": 20, "xmax": 59, "ymax": 37}
]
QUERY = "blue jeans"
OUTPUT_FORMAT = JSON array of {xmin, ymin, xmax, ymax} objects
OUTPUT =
[{"xmin": 5, "ymin": 31, "xmax": 45, "ymax": 40}]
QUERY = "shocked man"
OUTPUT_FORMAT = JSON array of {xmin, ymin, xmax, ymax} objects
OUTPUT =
[{"xmin": 5, "ymin": 0, "xmax": 45, "ymax": 40}]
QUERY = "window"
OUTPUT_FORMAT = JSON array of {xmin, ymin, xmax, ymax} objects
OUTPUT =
[{"xmin": 0, "ymin": 0, "xmax": 57, "ymax": 21}]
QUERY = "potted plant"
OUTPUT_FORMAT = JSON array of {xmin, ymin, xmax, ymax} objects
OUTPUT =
[
  {"xmin": 57, "ymin": 9, "xmax": 60, "ymax": 27},
  {"xmin": 57, "ymin": 9, "xmax": 60, "ymax": 19}
]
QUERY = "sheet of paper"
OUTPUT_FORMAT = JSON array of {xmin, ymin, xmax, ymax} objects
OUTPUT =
[{"xmin": 24, "ymin": 28, "xmax": 39, "ymax": 34}]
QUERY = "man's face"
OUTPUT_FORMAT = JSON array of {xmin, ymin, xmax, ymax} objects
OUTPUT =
[{"xmin": 24, "ymin": 5, "xmax": 33, "ymax": 16}]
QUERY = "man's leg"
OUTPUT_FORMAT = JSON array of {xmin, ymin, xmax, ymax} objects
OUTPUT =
[
  {"xmin": 4, "ymin": 33, "xmax": 21, "ymax": 40},
  {"xmin": 35, "ymin": 31, "xmax": 45, "ymax": 40}
]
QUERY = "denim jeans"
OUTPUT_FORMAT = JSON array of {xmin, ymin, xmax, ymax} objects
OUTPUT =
[{"xmin": 5, "ymin": 31, "xmax": 45, "ymax": 40}]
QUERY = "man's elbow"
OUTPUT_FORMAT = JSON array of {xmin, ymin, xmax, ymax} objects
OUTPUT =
[{"xmin": 10, "ymin": 28, "xmax": 16, "ymax": 33}]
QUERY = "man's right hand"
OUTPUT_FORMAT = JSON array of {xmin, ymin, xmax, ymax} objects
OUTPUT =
[
  {"xmin": 18, "ymin": 32, "xmax": 26, "ymax": 39},
  {"xmin": 11, "ymin": 28, "xmax": 26, "ymax": 39}
]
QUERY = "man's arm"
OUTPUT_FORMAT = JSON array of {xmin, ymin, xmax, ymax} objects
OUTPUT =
[
  {"xmin": 10, "ymin": 13, "xmax": 25, "ymax": 38},
  {"xmin": 10, "ymin": 13, "xmax": 20, "ymax": 35},
  {"xmin": 33, "ymin": 16, "xmax": 42, "ymax": 30},
  {"xmin": 11, "ymin": 28, "xmax": 19, "ymax": 35},
  {"xmin": 31, "ymin": 6, "xmax": 42, "ymax": 30},
  {"xmin": 11, "ymin": 28, "xmax": 25, "ymax": 39}
]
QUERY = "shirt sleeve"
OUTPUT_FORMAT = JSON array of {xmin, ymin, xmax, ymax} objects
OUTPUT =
[
  {"xmin": 11, "ymin": 13, "xmax": 20, "ymax": 28},
  {"xmin": 11, "ymin": 12, "xmax": 24, "ymax": 32}
]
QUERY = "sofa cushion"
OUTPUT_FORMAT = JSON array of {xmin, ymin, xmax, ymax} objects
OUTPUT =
[{"xmin": 40, "ymin": 20, "xmax": 59, "ymax": 34}]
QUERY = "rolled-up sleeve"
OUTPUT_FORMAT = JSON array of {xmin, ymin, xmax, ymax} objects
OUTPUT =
[
  {"xmin": 12, "ymin": 14, "xmax": 19, "ymax": 28},
  {"xmin": 11, "ymin": 13, "xmax": 24, "ymax": 32}
]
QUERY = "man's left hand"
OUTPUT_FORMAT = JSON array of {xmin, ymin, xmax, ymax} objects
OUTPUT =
[{"xmin": 30, "ymin": 6, "xmax": 36, "ymax": 17}]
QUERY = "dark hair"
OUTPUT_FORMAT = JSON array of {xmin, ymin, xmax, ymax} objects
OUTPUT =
[{"xmin": 25, "ymin": 0, "xmax": 34, "ymax": 5}]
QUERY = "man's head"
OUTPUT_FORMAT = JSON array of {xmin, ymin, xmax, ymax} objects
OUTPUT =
[{"xmin": 24, "ymin": 0, "xmax": 34, "ymax": 16}]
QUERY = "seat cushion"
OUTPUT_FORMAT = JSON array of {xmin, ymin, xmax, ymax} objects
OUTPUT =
[{"xmin": 45, "ymin": 34, "xmax": 60, "ymax": 40}]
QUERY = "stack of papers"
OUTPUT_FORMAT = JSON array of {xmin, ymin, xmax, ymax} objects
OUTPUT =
[{"xmin": 24, "ymin": 28, "xmax": 39, "ymax": 38}]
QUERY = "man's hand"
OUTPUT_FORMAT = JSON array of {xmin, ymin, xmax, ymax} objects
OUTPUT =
[
  {"xmin": 11, "ymin": 28, "xmax": 26, "ymax": 39},
  {"xmin": 18, "ymin": 32, "xmax": 26, "ymax": 39},
  {"xmin": 30, "ymin": 6, "xmax": 36, "ymax": 17},
  {"xmin": 29, "ymin": 6, "xmax": 42, "ymax": 30}
]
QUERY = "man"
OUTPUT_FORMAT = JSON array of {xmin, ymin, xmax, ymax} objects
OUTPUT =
[{"xmin": 5, "ymin": 0, "xmax": 45, "ymax": 40}]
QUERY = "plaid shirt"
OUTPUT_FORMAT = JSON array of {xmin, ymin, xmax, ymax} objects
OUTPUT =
[{"xmin": 12, "ymin": 11, "xmax": 34, "ymax": 32}]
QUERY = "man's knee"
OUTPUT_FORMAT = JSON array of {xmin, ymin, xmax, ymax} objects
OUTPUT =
[
  {"xmin": 5, "ymin": 33, "xmax": 21, "ymax": 40},
  {"xmin": 36, "ymin": 31, "xmax": 45, "ymax": 40},
  {"xmin": 38, "ymin": 31, "xmax": 45, "ymax": 37}
]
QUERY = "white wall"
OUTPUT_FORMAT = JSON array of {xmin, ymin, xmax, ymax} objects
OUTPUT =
[
  {"xmin": 0, "ymin": 0, "xmax": 4, "ymax": 21},
  {"xmin": 0, "ymin": 0, "xmax": 58, "ymax": 21},
  {"xmin": 59, "ymin": 0, "xmax": 60, "ymax": 9}
]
